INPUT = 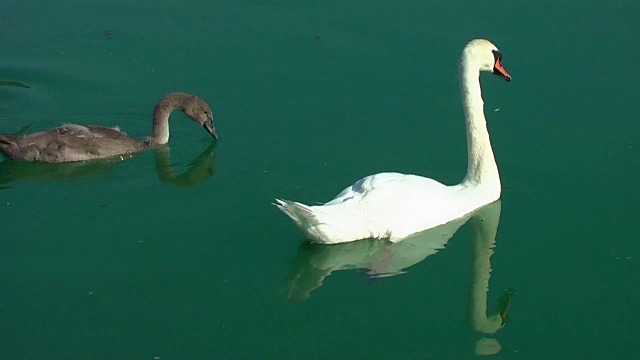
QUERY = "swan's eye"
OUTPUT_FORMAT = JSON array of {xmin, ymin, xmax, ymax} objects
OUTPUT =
[{"xmin": 491, "ymin": 50, "xmax": 502, "ymax": 62}]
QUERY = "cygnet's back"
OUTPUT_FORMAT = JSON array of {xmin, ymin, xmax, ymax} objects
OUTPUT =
[{"xmin": 0, "ymin": 124, "xmax": 143, "ymax": 162}]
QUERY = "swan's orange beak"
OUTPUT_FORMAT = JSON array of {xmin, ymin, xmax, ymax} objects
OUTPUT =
[{"xmin": 493, "ymin": 56, "xmax": 511, "ymax": 82}]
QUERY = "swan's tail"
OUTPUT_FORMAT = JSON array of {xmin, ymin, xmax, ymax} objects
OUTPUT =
[
  {"xmin": 0, "ymin": 135, "xmax": 19, "ymax": 155},
  {"xmin": 0, "ymin": 135, "xmax": 18, "ymax": 144},
  {"xmin": 274, "ymin": 198, "xmax": 371, "ymax": 243},
  {"xmin": 275, "ymin": 198, "xmax": 345, "ymax": 243},
  {"xmin": 274, "ymin": 199, "xmax": 320, "ymax": 228}
]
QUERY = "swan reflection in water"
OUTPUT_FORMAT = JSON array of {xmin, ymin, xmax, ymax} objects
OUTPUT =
[
  {"xmin": 151, "ymin": 142, "xmax": 217, "ymax": 187},
  {"xmin": 286, "ymin": 200, "xmax": 514, "ymax": 356},
  {"xmin": 0, "ymin": 141, "xmax": 217, "ymax": 189}
]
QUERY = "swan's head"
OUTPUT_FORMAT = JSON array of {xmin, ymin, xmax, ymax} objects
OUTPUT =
[
  {"xmin": 463, "ymin": 39, "xmax": 511, "ymax": 82},
  {"xmin": 184, "ymin": 96, "xmax": 218, "ymax": 139}
]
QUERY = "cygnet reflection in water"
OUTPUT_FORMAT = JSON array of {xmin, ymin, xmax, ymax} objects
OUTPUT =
[{"xmin": 0, "ymin": 141, "xmax": 218, "ymax": 189}]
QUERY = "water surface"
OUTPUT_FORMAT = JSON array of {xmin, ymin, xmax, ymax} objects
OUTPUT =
[{"xmin": 1, "ymin": 0, "xmax": 638, "ymax": 358}]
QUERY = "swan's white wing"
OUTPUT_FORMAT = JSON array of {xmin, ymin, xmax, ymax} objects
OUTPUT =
[
  {"xmin": 299, "ymin": 172, "xmax": 457, "ymax": 242},
  {"xmin": 324, "ymin": 172, "xmax": 414, "ymax": 206}
]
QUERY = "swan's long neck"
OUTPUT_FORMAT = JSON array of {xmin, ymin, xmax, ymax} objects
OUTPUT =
[
  {"xmin": 147, "ymin": 93, "xmax": 190, "ymax": 146},
  {"xmin": 459, "ymin": 59, "xmax": 500, "ymax": 196}
]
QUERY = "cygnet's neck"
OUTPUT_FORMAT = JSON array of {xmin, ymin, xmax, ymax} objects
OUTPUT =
[
  {"xmin": 459, "ymin": 59, "xmax": 500, "ymax": 197},
  {"xmin": 146, "ymin": 93, "xmax": 191, "ymax": 146}
]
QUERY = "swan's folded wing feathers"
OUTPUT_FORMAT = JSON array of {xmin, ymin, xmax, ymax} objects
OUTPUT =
[
  {"xmin": 84, "ymin": 125, "xmax": 132, "ymax": 140},
  {"xmin": 324, "ymin": 172, "xmax": 405, "ymax": 206},
  {"xmin": 275, "ymin": 173, "xmax": 453, "ymax": 243},
  {"xmin": 58, "ymin": 124, "xmax": 103, "ymax": 138}
]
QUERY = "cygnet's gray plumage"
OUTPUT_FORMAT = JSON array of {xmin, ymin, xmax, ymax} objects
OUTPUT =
[{"xmin": 0, "ymin": 92, "xmax": 217, "ymax": 163}]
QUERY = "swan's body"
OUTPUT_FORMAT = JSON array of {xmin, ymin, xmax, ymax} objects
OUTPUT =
[
  {"xmin": 275, "ymin": 39, "xmax": 512, "ymax": 244},
  {"xmin": 0, "ymin": 92, "xmax": 217, "ymax": 163}
]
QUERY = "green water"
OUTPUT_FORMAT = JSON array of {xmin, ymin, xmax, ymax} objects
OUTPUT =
[{"xmin": 1, "ymin": 0, "xmax": 638, "ymax": 358}]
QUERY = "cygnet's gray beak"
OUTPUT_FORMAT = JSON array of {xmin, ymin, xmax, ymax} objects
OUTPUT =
[{"xmin": 203, "ymin": 119, "xmax": 218, "ymax": 139}]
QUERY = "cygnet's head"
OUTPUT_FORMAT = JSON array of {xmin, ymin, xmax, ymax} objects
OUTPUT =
[
  {"xmin": 463, "ymin": 39, "xmax": 512, "ymax": 82},
  {"xmin": 183, "ymin": 95, "xmax": 218, "ymax": 139}
]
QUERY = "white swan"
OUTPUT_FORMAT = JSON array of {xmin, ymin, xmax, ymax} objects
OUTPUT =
[{"xmin": 275, "ymin": 39, "xmax": 512, "ymax": 244}]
